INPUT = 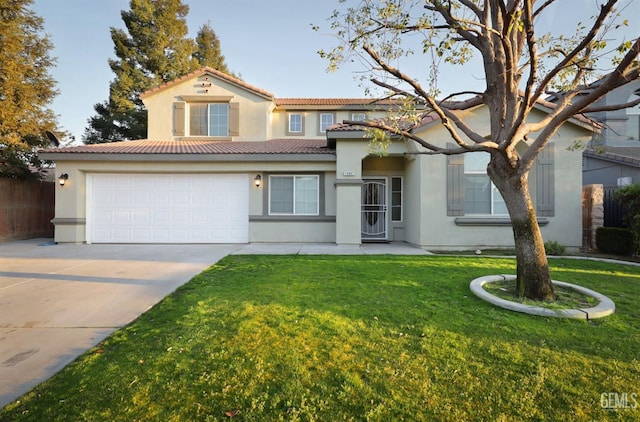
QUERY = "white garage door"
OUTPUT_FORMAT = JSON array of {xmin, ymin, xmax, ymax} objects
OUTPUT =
[{"xmin": 88, "ymin": 174, "xmax": 248, "ymax": 243}]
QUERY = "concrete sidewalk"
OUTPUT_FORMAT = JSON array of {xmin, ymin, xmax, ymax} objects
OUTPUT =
[
  {"xmin": 0, "ymin": 239, "xmax": 430, "ymax": 409},
  {"xmin": 231, "ymin": 242, "xmax": 433, "ymax": 255}
]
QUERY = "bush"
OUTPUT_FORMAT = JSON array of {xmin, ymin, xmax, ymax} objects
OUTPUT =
[
  {"xmin": 596, "ymin": 227, "xmax": 635, "ymax": 255},
  {"xmin": 544, "ymin": 240, "xmax": 566, "ymax": 256},
  {"xmin": 613, "ymin": 184, "xmax": 640, "ymax": 254}
]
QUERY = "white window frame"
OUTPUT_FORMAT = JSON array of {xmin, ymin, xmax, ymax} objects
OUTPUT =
[
  {"xmin": 319, "ymin": 113, "xmax": 334, "ymax": 133},
  {"xmin": 626, "ymin": 91, "xmax": 640, "ymax": 142},
  {"xmin": 463, "ymin": 153, "xmax": 507, "ymax": 216},
  {"xmin": 391, "ymin": 176, "xmax": 403, "ymax": 222},
  {"xmin": 351, "ymin": 113, "xmax": 366, "ymax": 122},
  {"xmin": 268, "ymin": 175, "xmax": 320, "ymax": 216},
  {"xmin": 288, "ymin": 113, "xmax": 303, "ymax": 133},
  {"xmin": 189, "ymin": 103, "xmax": 229, "ymax": 137}
]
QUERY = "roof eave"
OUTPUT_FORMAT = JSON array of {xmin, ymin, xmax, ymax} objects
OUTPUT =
[
  {"xmin": 37, "ymin": 152, "xmax": 336, "ymax": 162},
  {"xmin": 531, "ymin": 103, "xmax": 600, "ymax": 132},
  {"xmin": 275, "ymin": 104, "xmax": 398, "ymax": 111},
  {"xmin": 140, "ymin": 67, "xmax": 275, "ymax": 101}
]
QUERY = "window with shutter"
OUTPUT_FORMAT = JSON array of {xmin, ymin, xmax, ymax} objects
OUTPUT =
[
  {"xmin": 535, "ymin": 142, "xmax": 555, "ymax": 216},
  {"xmin": 446, "ymin": 146, "xmax": 465, "ymax": 216},
  {"xmin": 176, "ymin": 97, "xmax": 239, "ymax": 139},
  {"xmin": 173, "ymin": 102, "xmax": 185, "ymax": 136}
]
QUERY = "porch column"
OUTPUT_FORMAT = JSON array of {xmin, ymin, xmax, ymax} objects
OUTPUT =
[
  {"xmin": 335, "ymin": 140, "xmax": 368, "ymax": 245},
  {"xmin": 335, "ymin": 179, "xmax": 363, "ymax": 245}
]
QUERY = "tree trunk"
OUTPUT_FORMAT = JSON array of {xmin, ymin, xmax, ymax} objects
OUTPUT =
[{"xmin": 489, "ymin": 156, "xmax": 555, "ymax": 301}]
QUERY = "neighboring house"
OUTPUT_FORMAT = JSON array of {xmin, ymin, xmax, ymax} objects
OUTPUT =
[
  {"xmin": 39, "ymin": 67, "xmax": 594, "ymax": 250},
  {"xmin": 582, "ymin": 78, "xmax": 640, "ymax": 186}
]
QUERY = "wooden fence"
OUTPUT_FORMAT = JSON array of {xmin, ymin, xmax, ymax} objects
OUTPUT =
[
  {"xmin": 603, "ymin": 185, "xmax": 628, "ymax": 228},
  {"xmin": 0, "ymin": 178, "xmax": 55, "ymax": 241}
]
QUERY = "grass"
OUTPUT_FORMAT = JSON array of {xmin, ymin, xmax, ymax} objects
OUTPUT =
[
  {"xmin": 2, "ymin": 255, "xmax": 639, "ymax": 421},
  {"xmin": 483, "ymin": 279, "xmax": 600, "ymax": 309}
]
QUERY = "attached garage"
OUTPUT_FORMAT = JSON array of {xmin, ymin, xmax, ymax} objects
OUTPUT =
[{"xmin": 86, "ymin": 173, "xmax": 249, "ymax": 243}]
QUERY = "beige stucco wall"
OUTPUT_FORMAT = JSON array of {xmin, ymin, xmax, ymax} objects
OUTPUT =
[
  {"xmin": 51, "ymin": 159, "xmax": 336, "ymax": 244},
  {"xmin": 142, "ymin": 74, "xmax": 274, "ymax": 141},
  {"xmin": 408, "ymin": 107, "xmax": 590, "ymax": 250},
  {"xmin": 250, "ymin": 222, "xmax": 336, "ymax": 243},
  {"xmin": 50, "ymin": 102, "xmax": 590, "ymax": 249},
  {"xmin": 271, "ymin": 109, "xmax": 389, "ymax": 139}
]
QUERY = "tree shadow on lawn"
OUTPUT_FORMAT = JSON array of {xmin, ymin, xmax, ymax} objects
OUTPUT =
[
  {"xmin": 176, "ymin": 255, "xmax": 639, "ymax": 363},
  {"xmin": 4, "ymin": 254, "xmax": 637, "ymax": 421}
]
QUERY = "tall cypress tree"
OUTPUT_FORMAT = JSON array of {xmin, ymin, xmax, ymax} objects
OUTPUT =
[
  {"xmin": 0, "ymin": 0, "xmax": 59, "ymax": 178},
  {"xmin": 83, "ymin": 0, "xmax": 199, "ymax": 144},
  {"xmin": 193, "ymin": 22, "xmax": 231, "ymax": 74}
]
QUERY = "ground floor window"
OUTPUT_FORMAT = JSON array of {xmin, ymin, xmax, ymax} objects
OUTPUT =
[
  {"xmin": 391, "ymin": 176, "xmax": 402, "ymax": 221},
  {"xmin": 464, "ymin": 153, "xmax": 507, "ymax": 215},
  {"xmin": 269, "ymin": 175, "xmax": 319, "ymax": 215}
]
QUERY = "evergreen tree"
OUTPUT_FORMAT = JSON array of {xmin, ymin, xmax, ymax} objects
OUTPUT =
[
  {"xmin": 193, "ymin": 22, "xmax": 231, "ymax": 74},
  {"xmin": 83, "ymin": 0, "xmax": 199, "ymax": 144},
  {"xmin": 0, "ymin": 0, "xmax": 59, "ymax": 178}
]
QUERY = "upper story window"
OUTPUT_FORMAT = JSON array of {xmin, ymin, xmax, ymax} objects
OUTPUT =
[
  {"xmin": 174, "ymin": 96, "xmax": 238, "ymax": 139},
  {"xmin": 626, "ymin": 90, "xmax": 640, "ymax": 142},
  {"xmin": 319, "ymin": 113, "xmax": 335, "ymax": 133},
  {"xmin": 464, "ymin": 153, "xmax": 507, "ymax": 215},
  {"xmin": 351, "ymin": 113, "xmax": 366, "ymax": 122},
  {"xmin": 288, "ymin": 113, "xmax": 304, "ymax": 135},
  {"xmin": 190, "ymin": 103, "xmax": 229, "ymax": 137}
]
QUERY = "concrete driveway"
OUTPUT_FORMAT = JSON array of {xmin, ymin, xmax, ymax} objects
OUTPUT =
[{"xmin": 0, "ymin": 239, "xmax": 242, "ymax": 408}]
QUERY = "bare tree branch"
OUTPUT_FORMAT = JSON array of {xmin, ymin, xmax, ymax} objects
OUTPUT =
[
  {"xmin": 522, "ymin": 38, "xmax": 640, "ymax": 167},
  {"xmin": 427, "ymin": 1, "xmax": 483, "ymax": 49},
  {"xmin": 508, "ymin": 0, "xmax": 537, "ymax": 144},
  {"xmin": 532, "ymin": 0, "xmax": 618, "ymax": 100},
  {"xmin": 340, "ymin": 118, "xmax": 445, "ymax": 152},
  {"xmin": 367, "ymin": 53, "xmax": 489, "ymax": 147},
  {"xmin": 532, "ymin": 0, "xmax": 557, "ymax": 18},
  {"xmin": 458, "ymin": 0, "xmax": 483, "ymax": 19},
  {"xmin": 363, "ymin": 44, "xmax": 473, "ymax": 148},
  {"xmin": 583, "ymin": 96, "xmax": 640, "ymax": 113},
  {"xmin": 438, "ymin": 92, "xmax": 485, "ymax": 107}
]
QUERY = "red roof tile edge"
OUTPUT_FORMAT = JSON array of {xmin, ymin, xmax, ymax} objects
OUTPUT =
[{"xmin": 40, "ymin": 139, "xmax": 335, "ymax": 155}]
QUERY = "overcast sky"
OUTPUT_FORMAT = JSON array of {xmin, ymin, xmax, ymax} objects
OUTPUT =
[{"xmin": 32, "ymin": 0, "xmax": 639, "ymax": 143}]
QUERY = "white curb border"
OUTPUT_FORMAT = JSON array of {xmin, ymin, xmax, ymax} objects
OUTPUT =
[{"xmin": 470, "ymin": 275, "xmax": 616, "ymax": 319}]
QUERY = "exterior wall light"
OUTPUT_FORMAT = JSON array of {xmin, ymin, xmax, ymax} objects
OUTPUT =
[
  {"xmin": 254, "ymin": 174, "xmax": 262, "ymax": 188},
  {"xmin": 58, "ymin": 173, "xmax": 69, "ymax": 187}
]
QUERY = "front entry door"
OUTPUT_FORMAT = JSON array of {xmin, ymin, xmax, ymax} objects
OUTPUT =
[{"xmin": 361, "ymin": 179, "xmax": 387, "ymax": 241}]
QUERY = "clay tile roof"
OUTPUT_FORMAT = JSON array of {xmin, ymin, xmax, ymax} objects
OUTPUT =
[
  {"xmin": 274, "ymin": 98, "xmax": 405, "ymax": 107},
  {"xmin": 328, "ymin": 115, "xmax": 428, "ymax": 133},
  {"xmin": 40, "ymin": 139, "xmax": 334, "ymax": 155},
  {"xmin": 584, "ymin": 147, "xmax": 640, "ymax": 167},
  {"xmin": 140, "ymin": 67, "xmax": 274, "ymax": 100}
]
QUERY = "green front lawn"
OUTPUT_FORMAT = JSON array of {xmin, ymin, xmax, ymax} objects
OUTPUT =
[{"xmin": 3, "ymin": 255, "xmax": 639, "ymax": 421}]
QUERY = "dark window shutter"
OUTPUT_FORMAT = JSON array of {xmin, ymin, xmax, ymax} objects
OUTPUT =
[
  {"xmin": 536, "ymin": 142, "xmax": 555, "ymax": 216},
  {"xmin": 229, "ymin": 102, "xmax": 239, "ymax": 136},
  {"xmin": 173, "ymin": 102, "xmax": 185, "ymax": 136},
  {"xmin": 447, "ymin": 144, "xmax": 465, "ymax": 216}
]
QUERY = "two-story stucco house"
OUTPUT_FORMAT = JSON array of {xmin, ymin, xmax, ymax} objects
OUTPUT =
[
  {"xmin": 582, "ymin": 78, "xmax": 640, "ymax": 187},
  {"xmin": 40, "ymin": 67, "xmax": 594, "ymax": 250}
]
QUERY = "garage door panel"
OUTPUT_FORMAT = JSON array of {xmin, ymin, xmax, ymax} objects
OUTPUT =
[{"xmin": 89, "ymin": 174, "xmax": 248, "ymax": 243}]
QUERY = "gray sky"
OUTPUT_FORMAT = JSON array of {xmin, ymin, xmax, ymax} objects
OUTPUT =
[{"xmin": 32, "ymin": 0, "xmax": 639, "ymax": 143}]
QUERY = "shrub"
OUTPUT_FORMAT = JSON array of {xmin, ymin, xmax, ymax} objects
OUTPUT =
[
  {"xmin": 613, "ymin": 184, "xmax": 640, "ymax": 254},
  {"xmin": 596, "ymin": 227, "xmax": 635, "ymax": 255},
  {"xmin": 544, "ymin": 240, "xmax": 566, "ymax": 256}
]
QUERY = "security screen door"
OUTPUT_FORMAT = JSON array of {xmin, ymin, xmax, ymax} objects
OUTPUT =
[{"xmin": 361, "ymin": 179, "xmax": 387, "ymax": 241}]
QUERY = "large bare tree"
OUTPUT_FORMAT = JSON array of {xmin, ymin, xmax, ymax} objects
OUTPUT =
[{"xmin": 319, "ymin": 0, "xmax": 639, "ymax": 300}]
